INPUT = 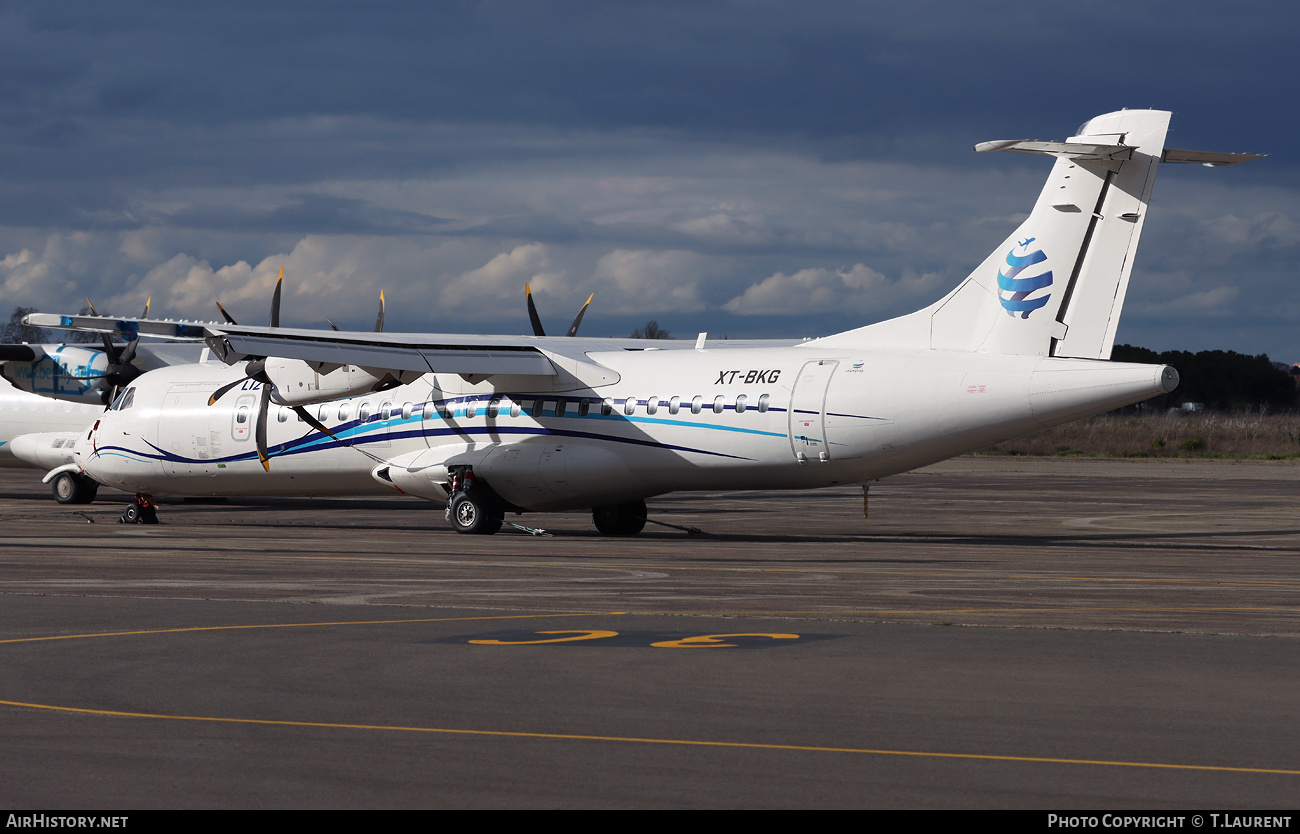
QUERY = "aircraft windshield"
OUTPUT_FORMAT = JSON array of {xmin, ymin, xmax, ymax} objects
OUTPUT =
[{"xmin": 110, "ymin": 387, "xmax": 136, "ymax": 411}]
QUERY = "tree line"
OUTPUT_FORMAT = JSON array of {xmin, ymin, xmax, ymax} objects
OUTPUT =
[{"xmin": 1112, "ymin": 345, "xmax": 1296, "ymax": 412}]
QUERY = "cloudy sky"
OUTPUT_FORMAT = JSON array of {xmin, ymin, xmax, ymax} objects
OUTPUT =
[{"xmin": 0, "ymin": 1, "xmax": 1295, "ymax": 358}]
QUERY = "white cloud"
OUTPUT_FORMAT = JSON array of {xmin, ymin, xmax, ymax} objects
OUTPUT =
[
  {"xmin": 588, "ymin": 249, "xmax": 710, "ymax": 314},
  {"xmin": 723, "ymin": 263, "xmax": 943, "ymax": 316},
  {"xmin": 439, "ymin": 243, "xmax": 562, "ymax": 312}
]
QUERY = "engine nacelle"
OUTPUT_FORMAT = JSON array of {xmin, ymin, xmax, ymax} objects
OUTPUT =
[
  {"xmin": 0, "ymin": 344, "xmax": 109, "ymax": 404},
  {"xmin": 263, "ymin": 357, "xmax": 424, "ymax": 406}
]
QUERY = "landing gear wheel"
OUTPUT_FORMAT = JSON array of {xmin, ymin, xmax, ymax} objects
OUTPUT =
[
  {"xmin": 592, "ymin": 499, "xmax": 647, "ymax": 536},
  {"xmin": 449, "ymin": 489, "xmax": 503, "ymax": 535},
  {"xmin": 119, "ymin": 494, "xmax": 159, "ymax": 525},
  {"xmin": 52, "ymin": 472, "xmax": 98, "ymax": 505}
]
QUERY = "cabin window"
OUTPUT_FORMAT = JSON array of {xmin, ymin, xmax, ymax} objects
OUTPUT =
[
  {"xmin": 380, "ymin": 401, "xmax": 393, "ymax": 420},
  {"xmin": 466, "ymin": 401, "xmax": 477, "ymax": 418},
  {"xmin": 757, "ymin": 394, "xmax": 770, "ymax": 413},
  {"xmin": 578, "ymin": 398, "xmax": 590, "ymax": 417},
  {"xmin": 487, "ymin": 398, "xmax": 501, "ymax": 418},
  {"xmin": 531, "ymin": 400, "xmax": 544, "ymax": 418},
  {"xmin": 624, "ymin": 397, "xmax": 637, "ymax": 416},
  {"xmin": 713, "ymin": 395, "xmax": 725, "ymax": 414},
  {"xmin": 646, "ymin": 397, "xmax": 659, "ymax": 415},
  {"xmin": 555, "ymin": 399, "xmax": 567, "ymax": 417},
  {"xmin": 318, "ymin": 405, "xmax": 329, "ymax": 423},
  {"xmin": 601, "ymin": 398, "xmax": 614, "ymax": 416},
  {"xmin": 735, "ymin": 394, "xmax": 747, "ymax": 414},
  {"xmin": 402, "ymin": 403, "xmax": 413, "ymax": 420},
  {"xmin": 691, "ymin": 395, "xmax": 703, "ymax": 414},
  {"xmin": 668, "ymin": 396, "xmax": 680, "ymax": 415},
  {"xmin": 423, "ymin": 402, "xmax": 435, "ymax": 419},
  {"xmin": 236, "ymin": 406, "xmax": 249, "ymax": 424},
  {"xmin": 358, "ymin": 402, "xmax": 373, "ymax": 422},
  {"xmin": 338, "ymin": 403, "xmax": 351, "ymax": 421},
  {"xmin": 510, "ymin": 400, "xmax": 521, "ymax": 418},
  {"xmin": 277, "ymin": 407, "xmax": 289, "ymax": 423}
]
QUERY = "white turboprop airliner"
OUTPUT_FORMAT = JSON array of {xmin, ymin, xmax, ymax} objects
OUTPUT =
[{"xmin": 27, "ymin": 110, "xmax": 1261, "ymax": 533}]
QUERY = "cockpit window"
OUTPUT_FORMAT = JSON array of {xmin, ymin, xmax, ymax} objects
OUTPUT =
[{"xmin": 111, "ymin": 387, "xmax": 136, "ymax": 411}]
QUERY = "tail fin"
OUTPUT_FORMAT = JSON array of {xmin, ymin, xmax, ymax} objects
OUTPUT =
[{"xmin": 815, "ymin": 110, "xmax": 1258, "ymax": 358}]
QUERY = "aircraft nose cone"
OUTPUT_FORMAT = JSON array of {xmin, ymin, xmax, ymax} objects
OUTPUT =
[{"xmin": 8, "ymin": 432, "xmax": 79, "ymax": 470}]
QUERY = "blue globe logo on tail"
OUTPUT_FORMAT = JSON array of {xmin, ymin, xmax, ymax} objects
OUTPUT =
[{"xmin": 997, "ymin": 237, "xmax": 1052, "ymax": 319}]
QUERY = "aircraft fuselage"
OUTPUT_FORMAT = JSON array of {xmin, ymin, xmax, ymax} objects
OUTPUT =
[{"xmin": 75, "ymin": 344, "xmax": 1173, "ymax": 511}]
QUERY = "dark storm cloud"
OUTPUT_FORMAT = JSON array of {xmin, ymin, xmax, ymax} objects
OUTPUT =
[{"xmin": 0, "ymin": 1, "xmax": 1292, "ymax": 182}]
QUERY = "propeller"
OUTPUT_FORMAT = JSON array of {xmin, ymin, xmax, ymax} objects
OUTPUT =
[
  {"xmin": 85, "ymin": 296, "xmax": 153, "ymax": 404},
  {"xmin": 207, "ymin": 267, "xmax": 289, "ymax": 472},
  {"xmin": 526, "ymin": 283, "xmax": 593, "ymax": 337},
  {"xmin": 207, "ymin": 267, "xmax": 379, "ymax": 472}
]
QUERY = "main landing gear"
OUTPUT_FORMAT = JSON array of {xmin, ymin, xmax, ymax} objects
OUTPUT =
[
  {"xmin": 51, "ymin": 471, "xmax": 98, "ymax": 505},
  {"xmin": 442, "ymin": 467, "xmax": 650, "ymax": 537},
  {"xmin": 591, "ymin": 499, "xmax": 647, "ymax": 536},
  {"xmin": 445, "ymin": 467, "xmax": 504, "ymax": 535},
  {"xmin": 119, "ymin": 493, "xmax": 159, "ymax": 525}
]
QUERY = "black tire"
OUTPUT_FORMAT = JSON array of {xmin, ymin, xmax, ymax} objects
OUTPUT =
[
  {"xmin": 121, "ymin": 503, "xmax": 141, "ymax": 524},
  {"xmin": 592, "ymin": 499, "xmax": 647, "ymax": 536},
  {"xmin": 52, "ymin": 472, "xmax": 98, "ymax": 505},
  {"xmin": 449, "ymin": 489, "xmax": 503, "ymax": 535}
]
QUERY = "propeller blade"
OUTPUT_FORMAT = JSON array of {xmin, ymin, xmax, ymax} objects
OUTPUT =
[
  {"xmin": 325, "ymin": 317, "xmax": 340, "ymax": 331},
  {"xmin": 86, "ymin": 298, "xmax": 100, "ymax": 316},
  {"xmin": 566, "ymin": 293, "xmax": 594, "ymax": 337},
  {"xmin": 526, "ymin": 283, "xmax": 545, "ymax": 337},
  {"xmin": 140, "ymin": 297, "xmax": 151, "ymax": 319},
  {"xmin": 99, "ymin": 334, "xmax": 121, "ymax": 363},
  {"xmin": 207, "ymin": 377, "xmax": 245, "ymax": 407},
  {"xmin": 215, "ymin": 301, "xmax": 238, "ymax": 325},
  {"xmin": 374, "ymin": 290, "xmax": 385, "ymax": 333},
  {"xmin": 118, "ymin": 338, "xmax": 139, "ymax": 366},
  {"xmin": 269, "ymin": 265, "xmax": 284, "ymax": 328},
  {"xmin": 255, "ymin": 384, "xmax": 272, "ymax": 472}
]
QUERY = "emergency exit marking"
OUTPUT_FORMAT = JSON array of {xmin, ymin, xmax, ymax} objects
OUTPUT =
[{"xmin": 429, "ymin": 630, "xmax": 840, "ymax": 649}]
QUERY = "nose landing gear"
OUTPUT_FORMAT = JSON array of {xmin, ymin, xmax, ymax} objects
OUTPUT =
[{"xmin": 119, "ymin": 493, "xmax": 159, "ymax": 525}]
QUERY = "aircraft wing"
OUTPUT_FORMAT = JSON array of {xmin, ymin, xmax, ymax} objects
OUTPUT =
[
  {"xmin": 206, "ymin": 324, "xmax": 558, "ymax": 376},
  {"xmin": 24, "ymin": 312, "xmax": 564, "ymax": 376},
  {"xmin": 23, "ymin": 312, "xmax": 709, "ymax": 379}
]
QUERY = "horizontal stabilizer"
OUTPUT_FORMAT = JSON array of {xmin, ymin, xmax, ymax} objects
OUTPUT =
[
  {"xmin": 1161, "ymin": 148, "xmax": 1266, "ymax": 167},
  {"xmin": 974, "ymin": 140, "xmax": 1136, "ymax": 161}
]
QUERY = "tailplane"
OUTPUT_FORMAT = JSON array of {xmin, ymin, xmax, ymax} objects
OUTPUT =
[{"xmin": 814, "ymin": 110, "xmax": 1262, "ymax": 357}]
